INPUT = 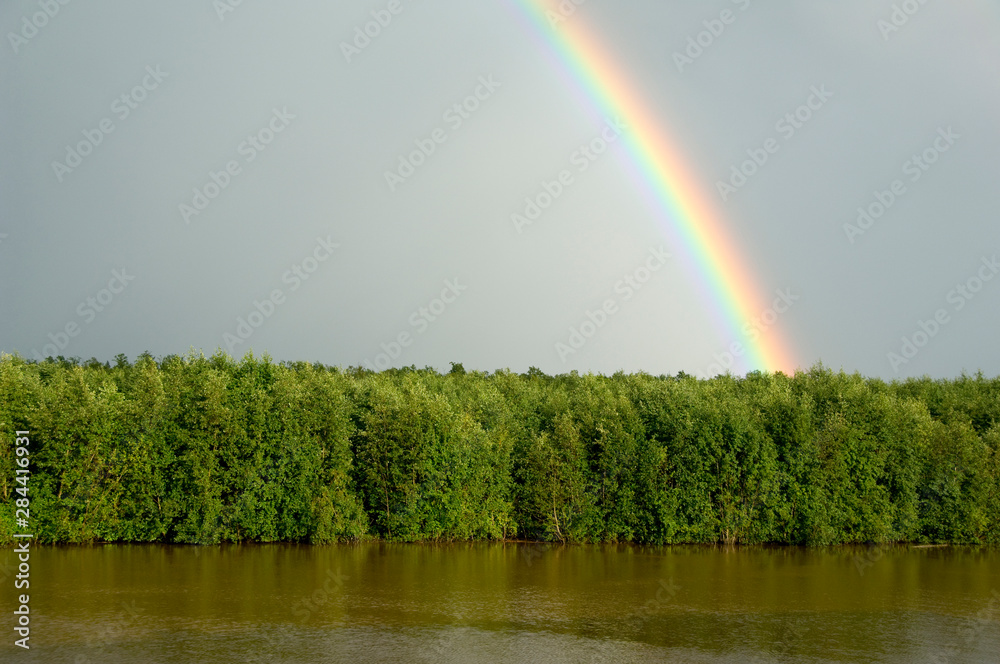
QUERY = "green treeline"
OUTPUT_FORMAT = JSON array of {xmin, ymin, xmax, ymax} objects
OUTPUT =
[{"xmin": 1, "ymin": 352, "xmax": 999, "ymax": 546}]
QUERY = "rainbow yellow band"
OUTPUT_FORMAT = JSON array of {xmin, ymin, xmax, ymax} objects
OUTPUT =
[{"xmin": 510, "ymin": 0, "xmax": 797, "ymax": 374}]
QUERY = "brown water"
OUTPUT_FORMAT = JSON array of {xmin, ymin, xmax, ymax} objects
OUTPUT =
[{"xmin": 3, "ymin": 543, "xmax": 999, "ymax": 663}]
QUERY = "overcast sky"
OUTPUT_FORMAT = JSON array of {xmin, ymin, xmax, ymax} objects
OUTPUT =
[{"xmin": 2, "ymin": 0, "xmax": 999, "ymax": 379}]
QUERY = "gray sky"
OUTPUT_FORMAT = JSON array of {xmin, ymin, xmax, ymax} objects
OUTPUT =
[{"xmin": 2, "ymin": 0, "xmax": 999, "ymax": 379}]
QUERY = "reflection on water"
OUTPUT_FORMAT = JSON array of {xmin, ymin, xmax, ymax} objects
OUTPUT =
[{"xmin": 4, "ymin": 543, "xmax": 999, "ymax": 663}]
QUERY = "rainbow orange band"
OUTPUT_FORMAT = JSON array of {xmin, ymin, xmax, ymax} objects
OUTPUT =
[{"xmin": 508, "ymin": 1, "xmax": 797, "ymax": 374}]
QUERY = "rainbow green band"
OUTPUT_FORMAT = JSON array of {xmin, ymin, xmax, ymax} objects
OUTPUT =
[{"xmin": 509, "ymin": 0, "xmax": 796, "ymax": 373}]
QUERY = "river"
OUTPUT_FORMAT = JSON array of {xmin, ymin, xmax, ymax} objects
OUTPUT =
[{"xmin": 5, "ymin": 543, "xmax": 999, "ymax": 662}]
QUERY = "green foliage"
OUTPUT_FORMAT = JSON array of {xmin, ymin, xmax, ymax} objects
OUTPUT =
[
  {"xmin": 351, "ymin": 374, "xmax": 513, "ymax": 541},
  {"xmin": 0, "ymin": 355, "xmax": 998, "ymax": 545}
]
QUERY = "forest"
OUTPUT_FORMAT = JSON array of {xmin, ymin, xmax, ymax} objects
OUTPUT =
[{"xmin": 1, "ymin": 352, "xmax": 998, "ymax": 546}]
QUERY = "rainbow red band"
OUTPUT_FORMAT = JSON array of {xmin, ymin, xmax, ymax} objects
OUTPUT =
[{"xmin": 508, "ymin": 0, "xmax": 797, "ymax": 374}]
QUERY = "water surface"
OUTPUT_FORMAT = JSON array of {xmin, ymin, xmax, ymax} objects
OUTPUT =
[{"xmin": 5, "ymin": 543, "xmax": 999, "ymax": 663}]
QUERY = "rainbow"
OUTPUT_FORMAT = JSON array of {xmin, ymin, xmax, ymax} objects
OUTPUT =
[{"xmin": 506, "ymin": 1, "xmax": 797, "ymax": 374}]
